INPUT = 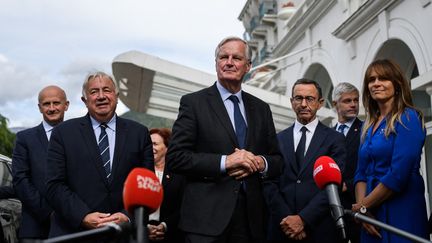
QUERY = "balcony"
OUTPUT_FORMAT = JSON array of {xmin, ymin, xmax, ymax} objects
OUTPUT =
[{"xmin": 277, "ymin": 1, "xmax": 296, "ymax": 20}]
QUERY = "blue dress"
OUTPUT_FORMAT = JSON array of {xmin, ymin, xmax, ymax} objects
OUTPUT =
[{"xmin": 354, "ymin": 108, "xmax": 429, "ymax": 243}]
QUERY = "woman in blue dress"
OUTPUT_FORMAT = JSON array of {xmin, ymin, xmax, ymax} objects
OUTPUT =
[{"xmin": 352, "ymin": 59, "xmax": 429, "ymax": 242}]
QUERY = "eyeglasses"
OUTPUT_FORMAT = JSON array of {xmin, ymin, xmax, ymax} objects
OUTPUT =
[{"xmin": 292, "ymin": 96, "xmax": 318, "ymax": 104}]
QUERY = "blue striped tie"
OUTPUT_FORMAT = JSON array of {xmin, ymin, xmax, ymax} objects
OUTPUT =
[{"xmin": 98, "ymin": 123, "xmax": 111, "ymax": 180}]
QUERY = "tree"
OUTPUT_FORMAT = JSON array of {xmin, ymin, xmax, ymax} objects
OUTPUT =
[{"xmin": 0, "ymin": 114, "xmax": 15, "ymax": 157}]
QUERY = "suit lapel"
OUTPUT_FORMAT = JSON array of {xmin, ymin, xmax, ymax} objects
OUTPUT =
[
  {"xmin": 207, "ymin": 84, "xmax": 238, "ymax": 146},
  {"xmin": 79, "ymin": 115, "xmax": 109, "ymax": 185},
  {"xmin": 242, "ymin": 92, "xmax": 254, "ymax": 149},
  {"xmin": 162, "ymin": 166, "xmax": 170, "ymax": 187},
  {"xmin": 299, "ymin": 122, "xmax": 326, "ymax": 175},
  {"xmin": 111, "ymin": 116, "xmax": 127, "ymax": 181},
  {"xmin": 346, "ymin": 118, "xmax": 362, "ymax": 144},
  {"xmin": 36, "ymin": 123, "xmax": 49, "ymax": 149},
  {"xmin": 285, "ymin": 126, "xmax": 300, "ymax": 174}
]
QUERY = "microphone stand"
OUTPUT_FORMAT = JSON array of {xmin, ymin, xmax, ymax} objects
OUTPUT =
[
  {"xmin": 344, "ymin": 210, "xmax": 431, "ymax": 243},
  {"xmin": 133, "ymin": 207, "xmax": 149, "ymax": 243},
  {"xmin": 38, "ymin": 222, "xmax": 130, "ymax": 243}
]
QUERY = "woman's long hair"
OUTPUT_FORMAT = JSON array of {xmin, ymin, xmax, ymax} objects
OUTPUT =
[{"xmin": 361, "ymin": 59, "xmax": 424, "ymax": 140}]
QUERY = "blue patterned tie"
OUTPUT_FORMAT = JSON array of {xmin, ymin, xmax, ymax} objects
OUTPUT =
[
  {"xmin": 338, "ymin": 124, "xmax": 347, "ymax": 136},
  {"xmin": 98, "ymin": 123, "xmax": 111, "ymax": 180},
  {"xmin": 228, "ymin": 95, "xmax": 247, "ymax": 149}
]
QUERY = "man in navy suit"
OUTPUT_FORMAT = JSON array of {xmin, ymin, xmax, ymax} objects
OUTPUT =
[
  {"xmin": 332, "ymin": 82, "xmax": 362, "ymax": 243},
  {"xmin": 264, "ymin": 78, "xmax": 346, "ymax": 243},
  {"xmin": 166, "ymin": 36, "xmax": 282, "ymax": 243},
  {"xmin": 12, "ymin": 85, "xmax": 69, "ymax": 240},
  {"xmin": 45, "ymin": 72, "xmax": 154, "ymax": 237}
]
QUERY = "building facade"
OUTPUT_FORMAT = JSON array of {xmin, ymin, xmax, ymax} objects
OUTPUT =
[{"xmin": 239, "ymin": 0, "xmax": 432, "ymax": 212}]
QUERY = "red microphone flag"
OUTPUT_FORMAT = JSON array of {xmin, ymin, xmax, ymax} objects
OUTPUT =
[
  {"xmin": 313, "ymin": 156, "xmax": 342, "ymax": 189},
  {"xmin": 123, "ymin": 168, "xmax": 164, "ymax": 214}
]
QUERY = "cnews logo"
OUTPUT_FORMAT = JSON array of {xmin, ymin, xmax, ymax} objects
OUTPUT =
[{"xmin": 136, "ymin": 175, "xmax": 162, "ymax": 192}]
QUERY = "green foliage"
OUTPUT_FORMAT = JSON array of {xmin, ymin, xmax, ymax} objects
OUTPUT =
[{"xmin": 0, "ymin": 114, "xmax": 16, "ymax": 157}]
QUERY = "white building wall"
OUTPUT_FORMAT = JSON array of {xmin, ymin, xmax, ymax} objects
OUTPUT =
[{"xmin": 240, "ymin": 0, "xmax": 432, "ymax": 215}]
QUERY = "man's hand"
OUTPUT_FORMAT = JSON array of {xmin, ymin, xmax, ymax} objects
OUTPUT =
[
  {"xmin": 254, "ymin": 155, "xmax": 266, "ymax": 172},
  {"xmin": 81, "ymin": 212, "xmax": 112, "ymax": 229},
  {"xmin": 82, "ymin": 212, "xmax": 129, "ymax": 229},
  {"xmin": 280, "ymin": 215, "xmax": 305, "ymax": 239},
  {"xmin": 226, "ymin": 149, "xmax": 260, "ymax": 179},
  {"xmin": 99, "ymin": 212, "xmax": 129, "ymax": 226},
  {"xmin": 148, "ymin": 223, "xmax": 166, "ymax": 241},
  {"xmin": 342, "ymin": 182, "xmax": 347, "ymax": 192}
]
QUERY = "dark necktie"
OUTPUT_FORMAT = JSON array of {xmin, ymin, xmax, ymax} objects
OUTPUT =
[
  {"xmin": 295, "ymin": 126, "xmax": 308, "ymax": 168},
  {"xmin": 338, "ymin": 124, "xmax": 348, "ymax": 136},
  {"xmin": 228, "ymin": 95, "xmax": 247, "ymax": 149},
  {"xmin": 98, "ymin": 123, "xmax": 111, "ymax": 180}
]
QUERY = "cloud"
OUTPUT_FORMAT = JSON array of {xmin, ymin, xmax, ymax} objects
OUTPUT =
[
  {"xmin": 0, "ymin": 54, "xmax": 45, "ymax": 106},
  {"xmin": 0, "ymin": 0, "xmax": 245, "ymax": 127}
]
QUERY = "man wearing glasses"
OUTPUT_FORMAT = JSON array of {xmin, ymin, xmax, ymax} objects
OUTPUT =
[{"xmin": 264, "ymin": 78, "xmax": 346, "ymax": 243}]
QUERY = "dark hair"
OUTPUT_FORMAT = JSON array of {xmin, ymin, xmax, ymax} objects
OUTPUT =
[
  {"xmin": 149, "ymin": 128, "xmax": 172, "ymax": 147},
  {"xmin": 292, "ymin": 78, "xmax": 323, "ymax": 99},
  {"xmin": 361, "ymin": 59, "xmax": 423, "ymax": 139}
]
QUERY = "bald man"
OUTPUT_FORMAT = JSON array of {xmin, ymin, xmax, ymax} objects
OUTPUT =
[{"xmin": 12, "ymin": 85, "xmax": 69, "ymax": 240}]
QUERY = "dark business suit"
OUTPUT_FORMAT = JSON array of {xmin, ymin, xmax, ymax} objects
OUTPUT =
[
  {"xmin": 150, "ymin": 167, "xmax": 186, "ymax": 243},
  {"xmin": 166, "ymin": 83, "xmax": 282, "ymax": 242},
  {"xmin": 337, "ymin": 118, "xmax": 362, "ymax": 205},
  {"xmin": 12, "ymin": 123, "xmax": 52, "ymax": 238},
  {"xmin": 264, "ymin": 121, "xmax": 346, "ymax": 243},
  {"xmin": 45, "ymin": 114, "xmax": 154, "ymax": 237},
  {"xmin": 336, "ymin": 118, "xmax": 362, "ymax": 243},
  {"xmin": 0, "ymin": 186, "xmax": 15, "ymax": 199}
]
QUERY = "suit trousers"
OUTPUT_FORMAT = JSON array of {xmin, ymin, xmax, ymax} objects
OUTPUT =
[{"xmin": 184, "ymin": 191, "xmax": 255, "ymax": 243}]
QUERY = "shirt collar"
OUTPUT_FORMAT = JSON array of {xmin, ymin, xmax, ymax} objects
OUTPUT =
[
  {"xmin": 337, "ymin": 118, "xmax": 355, "ymax": 130},
  {"xmin": 90, "ymin": 114, "xmax": 117, "ymax": 131},
  {"xmin": 216, "ymin": 80, "xmax": 243, "ymax": 102},
  {"xmin": 42, "ymin": 120, "xmax": 54, "ymax": 133},
  {"xmin": 294, "ymin": 117, "xmax": 319, "ymax": 134}
]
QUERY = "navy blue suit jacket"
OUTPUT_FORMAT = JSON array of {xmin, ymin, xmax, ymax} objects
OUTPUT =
[
  {"xmin": 167, "ymin": 84, "xmax": 283, "ymax": 241},
  {"xmin": 337, "ymin": 118, "xmax": 363, "ymax": 209},
  {"xmin": 264, "ymin": 121, "xmax": 346, "ymax": 242},
  {"xmin": 45, "ymin": 114, "xmax": 154, "ymax": 237},
  {"xmin": 12, "ymin": 123, "xmax": 52, "ymax": 238},
  {"xmin": 151, "ymin": 167, "xmax": 186, "ymax": 243}
]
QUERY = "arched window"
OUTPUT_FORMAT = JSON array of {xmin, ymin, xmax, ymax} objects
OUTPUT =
[{"xmin": 303, "ymin": 63, "xmax": 334, "ymax": 109}]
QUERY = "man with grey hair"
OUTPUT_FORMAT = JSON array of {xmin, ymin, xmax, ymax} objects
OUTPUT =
[
  {"xmin": 45, "ymin": 71, "xmax": 154, "ymax": 238},
  {"xmin": 167, "ymin": 36, "xmax": 282, "ymax": 243},
  {"xmin": 332, "ymin": 82, "xmax": 362, "ymax": 243}
]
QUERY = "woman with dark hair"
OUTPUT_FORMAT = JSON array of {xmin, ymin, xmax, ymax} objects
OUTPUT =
[
  {"xmin": 148, "ymin": 128, "xmax": 185, "ymax": 243},
  {"xmin": 352, "ymin": 59, "xmax": 429, "ymax": 242}
]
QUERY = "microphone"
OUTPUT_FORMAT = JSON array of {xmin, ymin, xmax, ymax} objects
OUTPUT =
[
  {"xmin": 313, "ymin": 156, "xmax": 346, "ymax": 240},
  {"xmin": 123, "ymin": 168, "xmax": 164, "ymax": 243}
]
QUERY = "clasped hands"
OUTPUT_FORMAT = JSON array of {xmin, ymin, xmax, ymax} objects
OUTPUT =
[
  {"xmin": 82, "ymin": 212, "xmax": 129, "ymax": 229},
  {"xmin": 280, "ymin": 215, "xmax": 307, "ymax": 240},
  {"xmin": 148, "ymin": 223, "xmax": 166, "ymax": 241},
  {"xmin": 226, "ymin": 148, "xmax": 265, "ymax": 179}
]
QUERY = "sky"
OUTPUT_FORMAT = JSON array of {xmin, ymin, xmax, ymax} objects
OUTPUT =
[{"xmin": 0, "ymin": 0, "xmax": 246, "ymax": 128}]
